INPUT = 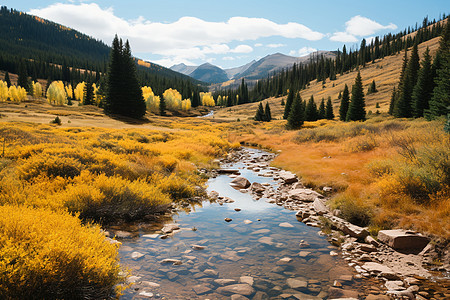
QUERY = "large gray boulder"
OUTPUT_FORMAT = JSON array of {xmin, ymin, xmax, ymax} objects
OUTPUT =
[
  {"xmin": 279, "ymin": 171, "xmax": 298, "ymax": 184},
  {"xmin": 377, "ymin": 229, "xmax": 429, "ymax": 251},
  {"xmin": 230, "ymin": 176, "xmax": 251, "ymax": 189},
  {"xmin": 288, "ymin": 188, "xmax": 322, "ymax": 202}
]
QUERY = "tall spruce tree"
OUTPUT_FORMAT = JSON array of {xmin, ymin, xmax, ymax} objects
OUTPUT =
[
  {"xmin": 346, "ymin": 71, "xmax": 366, "ymax": 121},
  {"xmin": 427, "ymin": 22, "xmax": 450, "ymax": 119},
  {"xmin": 159, "ymin": 96, "xmax": 166, "ymax": 116},
  {"xmin": 396, "ymin": 43, "xmax": 420, "ymax": 118},
  {"xmin": 389, "ymin": 87, "xmax": 397, "ymax": 115},
  {"xmin": 17, "ymin": 61, "xmax": 29, "ymax": 90},
  {"xmin": 318, "ymin": 98, "xmax": 326, "ymax": 119},
  {"xmin": 4, "ymin": 72, "xmax": 11, "ymax": 88},
  {"xmin": 412, "ymin": 47, "xmax": 434, "ymax": 117},
  {"xmin": 255, "ymin": 102, "xmax": 265, "ymax": 121},
  {"xmin": 83, "ymin": 81, "xmax": 94, "ymax": 105},
  {"xmin": 283, "ymin": 88, "xmax": 294, "ymax": 119},
  {"xmin": 264, "ymin": 102, "xmax": 272, "ymax": 122},
  {"xmin": 305, "ymin": 95, "xmax": 318, "ymax": 121},
  {"xmin": 191, "ymin": 91, "xmax": 200, "ymax": 107},
  {"xmin": 339, "ymin": 84, "xmax": 350, "ymax": 121},
  {"xmin": 105, "ymin": 36, "xmax": 146, "ymax": 118},
  {"xmin": 287, "ymin": 94, "xmax": 304, "ymax": 130},
  {"xmin": 392, "ymin": 47, "xmax": 409, "ymax": 116},
  {"xmin": 326, "ymin": 96, "xmax": 334, "ymax": 120}
]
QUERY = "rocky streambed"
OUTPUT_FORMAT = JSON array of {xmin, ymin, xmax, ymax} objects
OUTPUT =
[{"xmin": 113, "ymin": 148, "xmax": 449, "ymax": 300}]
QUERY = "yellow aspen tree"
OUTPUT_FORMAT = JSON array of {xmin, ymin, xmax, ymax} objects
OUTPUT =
[
  {"xmin": 163, "ymin": 88, "xmax": 182, "ymax": 110},
  {"xmin": 181, "ymin": 99, "xmax": 191, "ymax": 111},
  {"xmin": 0, "ymin": 80, "xmax": 9, "ymax": 102},
  {"xmin": 142, "ymin": 86, "xmax": 160, "ymax": 112},
  {"xmin": 200, "ymin": 92, "xmax": 215, "ymax": 106},
  {"xmin": 65, "ymin": 84, "xmax": 73, "ymax": 99},
  {"xmin": 32, "ymin": 82, "xmax": 43, "ymax": 98},
  {"xmin": 47, "ymin": 81, "xmax": 67, "ymax": 106},
  {"xmin": 74, "ymin": 82, "xmax": 85, "ymax": 102}
]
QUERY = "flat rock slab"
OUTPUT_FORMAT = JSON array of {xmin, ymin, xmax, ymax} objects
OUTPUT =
[
  {"xmin": 279, "ymin": 171, "xmax": 298, "ymax": 184},
  {"xmin": 214, "ymin": 279, "xmax": 237, "ymax": 286},
  {"xmin": 216, "ymin": 284, "xmax": 255, "ymax": 296},
  {"xmin": 377, "ymin": 229, "xmax": 430, "ymax": 251},
  {"xmin": 313, "ymin": 198, "xmax": 328, "ymax": 215},
  {"xmin": 361, "ymin": 262, "xmax": 394, "ymax": 274},
  {"xmin": 192, "ymin": 284, "xmax": 213, "ymax": 295},
  {"xmin": 288, "ymin": 189, "xmax": 322, "ymax": 202},
  {"xmin": 279, "ymin": 222, "xmax": 294, "ymax": 228},
  {"xmin": 286, "ymin": 278, "xmax": 308, "ymax": 289},
  {"xmin": 161, "ymin": 224, "xmax": 180, "ymax": 234}
]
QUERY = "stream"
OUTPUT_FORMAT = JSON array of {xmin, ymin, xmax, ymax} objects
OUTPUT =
[{"xmin": 116, "ymin": 148, "xmax": 381, "ymax": 299}]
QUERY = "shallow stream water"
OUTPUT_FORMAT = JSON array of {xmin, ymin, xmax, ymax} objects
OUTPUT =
[{"xmin": 118, "ymin": 148, "xmax": 378, "ymax": 299}]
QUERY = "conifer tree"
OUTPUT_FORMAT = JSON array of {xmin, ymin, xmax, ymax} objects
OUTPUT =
[
  {"xmin": 191, "ymin": 91, "xmax": 200, "ymax": 107},
  {"xmin": 396, "ymin": 43, "xmax": 420, "ymax": 118},
  {"xmin": 255, "ymin": 102, "xmax": 265, "ymax": 121},
  {"xmin": 392, "ymin": 47, "xmax": 409, "ymax": 116},
  {"xmin": 346, "ymin": 71, "xmax": 366, "ymax": 121},
  {"xmin": 17, "ymin": 62, "xmax": 29, "ymax": 91},
  {"xmin": 427, "ymin": 22, "xmax": 450, "ymax": 119},
  {"xmin": 412, "ymin": 47, "xmax": 434, "ymax": 117},
  {"xmin": 264, "ymin": 102, "xmax": 272, "ymax": 122},
  {"xmin": 105, "ymin": 35, "xmax": 146, "ymax": 118},
  {"xmin": 326, "ymin": 96, "xmax": 334, "ymax": 120},
  {"xmin": 368, "ymin": 80, "xmax": 377, "ymax": 94},
  {"xmin": 339, "ymin": 84, "xmax": 350, "ymax": 121},
  {"xmin": 283, "ymin": 89, "xmax": 294, "ymax": 119},
  {"xmin": 83, "ymin": 81, "xmax": 94, "ymax": 105},
  {"xmin": 159, "ymin": 95, "xmax": 166, "ymax": 116},
  {"xmin": 4, "ymin": 72, "xmax": 11, "ymax": 88},
  {"xmin": 305, "ymin": 95, "xmax": 318, "ymax": 121},
  {"xmin": 287, "ymin": 94, "xmax": 304, "ymax": 130},
  {"xmin": 389, "ymin": 87, "xmax": 397, "ymax": 115},
  {"xmin": 318, "ymin": 98, "xmax": 326, "ymax": 119}
]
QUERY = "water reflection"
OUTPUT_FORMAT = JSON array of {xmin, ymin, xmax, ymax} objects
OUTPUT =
[{"xmin": 118, "ymin": 149, "xmax": 362, "ymax": 299}]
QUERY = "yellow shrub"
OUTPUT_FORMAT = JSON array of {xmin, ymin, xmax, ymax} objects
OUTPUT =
[
  {"xmin": 0, "ymin": 205, "xmax": 123, "ymax": 299},
  {"xmin": 0, "ymin": 80, "xmax": 9, "ymax": 102}
]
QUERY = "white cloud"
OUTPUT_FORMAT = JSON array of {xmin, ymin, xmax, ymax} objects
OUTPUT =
[
  {"xmin": 267, "ymin": 43, "xmax": 286, "ymax": 48},
  {"xmin": 330, "ymin": 15, "xmax": 397, "ymax": 43},
  {"xmin": 345, "ymin": 15, "xmax": 397, "ymax": 37},
  {"xmin": 330, "ymin": 32, "xmax": 358, "ymax": 43},
  {"xmin": 289, "ymin": 46, "xmax": 317, "ymax": 57},
  {"xmin": 254, "ymin": 43, "xmax": 263, "ymax": 47},
  {"xmin": 29, "ymin": 3, "xmax": 324, "ymax": 66},
  {"xmin": 223, "ymin": 56, "xmax": 235, "ymax": 61}
]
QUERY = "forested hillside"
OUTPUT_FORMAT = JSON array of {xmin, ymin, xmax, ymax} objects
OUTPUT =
[{"xmin": 0, "ymin": 6, "xmax": 205, "ymax": 98}]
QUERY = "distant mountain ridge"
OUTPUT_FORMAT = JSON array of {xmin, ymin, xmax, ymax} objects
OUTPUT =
[{"xmin": 170, "ymin": 51, "xmax": 336, "ymax": 84}]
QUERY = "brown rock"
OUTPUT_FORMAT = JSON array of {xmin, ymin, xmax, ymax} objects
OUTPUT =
[
  {"xmin": 216, "ymin": 284, "xmax": 255, "ymax": 296},
  {"xmin": 192, "ymin": 284, "xmax": 213, "ymax": 295},
  {"xmin": 328, "ymin": 287, "xmax": 359, "ymax": 299},
  {"xmin": 230, "ymin": 177, "xmax": 251, "ymax": 189},
  {"xmin": 377, "ymin": 229, "xmax": 430, "ymax": 251}
]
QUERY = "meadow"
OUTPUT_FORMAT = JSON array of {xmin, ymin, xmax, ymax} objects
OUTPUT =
[
  {"xmin": 230, "ymin": 115, "xmax": 449, "ymax": 239},
  {"xmin": 0, "ymin": 117, "xmax": 238, "ymax": 298}
]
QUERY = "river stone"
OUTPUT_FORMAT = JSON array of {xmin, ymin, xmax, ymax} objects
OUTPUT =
[
  {"xmin": 131, "ymin": 251, "xmax": 145, "ymax": 260},
  {"xmin": 216, "ymin": 284, "xmax": 255, "ymax": 296},
  {"xmin": 204, "ymin": 269, "xmax": 219, "ymax": 277},
  {"xmin": 385, "ymin": 280, "xmax": 405, "ymax": 291},
  {"xmin": 298, "ymin": 251, "xmax": 311, "ymax": 257},
  {"xmin": 239, "ymin": 276, "xmax": 254, "ymax": 286},
  {"xmin": 192, "ymin": 284, "xmax": 213, "ymax": 295},
  {"xmin": 225, "ymin": 218, "xmax": 233, "ymax": 222},
  {"xmin": 127, "ymin": 275, "xmax": 141, "ymax": 284},
  {"xmin": 138, "ymin": 291, "xmax": 154, "ymax": 298},
  {"xmin": 114, "ymin": 230, "xmax": 132, "ymax": 239},
  {"xmin": 230, "ymin": 176, "xmax": 251, "ymax": 189},
  {"xmin": 328, "ymin": 287, "xmax": 359, "ymax": 299},
  {"xmin": 231, "ymin": 295, "xmax": 249, "ymax": 300},
  {"xmin": 286, "ymin": 278, "xmax": 307, "ymax": 289},
  {"xmin": 244, "ymin": 220, "xmax": 253, "ymax": 224},
  {"xmin": 251, "ymin": 182, "xmax": 265, "ymax": 194},
  {"xmin": 361, "ymin": 262, "xmax": 397, "ymax": 279},
  {"xmin": 161, "ymin": 224, "xmax": 180, "ymax": 234},
  {"xmin": 377, "ymin": 229, "xmax": 430, "ymax": 251},
  {"xmin": 313, "ymin": 198, "xmax": 328, "ymax": 215},
  {"xmin": 141, "ymin": 281, "xmax": 160, "ymax": 288},
  {"xmin": 214, "ymin": 279, "xmax": 238, "ymax": 286},
  {"xmin": 288, "ymin": 189, "xmax": 321, "ymax": 202},
  {"xmin": 142, "ymin": 233, "xmax": 159, "ymax": 239},
  {"xmin": 160, "ymin": 258, "xmax": 182, "ymax": 265},
  {"xmin": 192, "ymin": 244, "xmax": 206, "ymax": 250},
  {"xmin": 292, "ymin": 292, "xmax": 322, "ymax": 300},
  {"xmin": 252, "ymin": 291, "xmax": 269, "ymax": 300},
  {"xmin": 365, "ymin": 295, "xmax": 390, "ymax": 300},
  {"xmin": 258, "ymin": 236, "xmax": 274, "ymax": 246},
  {"xmin": 279, "ymin": 222, "xmax": 294, "ymax": 228},
  {"xmin": 252, "ymin": 229, "xmax": 270, "ymax": 235},
  {"xmin": 279, "ymin": 257, "xmax": 293, "ymax": 263},
  {"xmin": 279, "ymin": 171, "xmax": 298, "ymax": 184}
]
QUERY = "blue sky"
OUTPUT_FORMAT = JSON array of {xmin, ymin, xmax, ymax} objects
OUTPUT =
[{"xmin": 3, "ymin": 0, "xmax": 448, "ymax": 69}]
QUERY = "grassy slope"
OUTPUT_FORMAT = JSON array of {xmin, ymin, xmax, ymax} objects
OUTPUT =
[{"xmin": 210, "ymin": 36, "xmax": 440, "ymax": 121}]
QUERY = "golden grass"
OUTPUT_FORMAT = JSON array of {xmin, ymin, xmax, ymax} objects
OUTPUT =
[{"xmin": 230, "ymin": 116, "xmax": 450, "ymax": 239}]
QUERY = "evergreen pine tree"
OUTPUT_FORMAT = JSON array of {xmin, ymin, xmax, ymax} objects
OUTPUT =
[
  {"xmin": 264, "ymin": 102, "xmax": 272, "ymax": 122},
  {"xmin": 17, "ymin": 61, "xmax": 29, "ymax": 90},
  {"xmin": 4, "ymin": 72, "xmax": 11, "ymax": 88},
  {"xmin": 427, "ymin": 22, "xmax": 450, "ymax": 119},
  {"xmin": 287, "ymin": 94, "xmax": 304, "ymax": 130},
  {"xmin": 339, "ymin": 84, "xmax": 350, "ymax": 121},
  {"xmin": 368, "ymin": 80, "xmax": 377, "ymax": 94},
  {"xmin": 346, "ymin": 71, "xmax": 366, "ymax": 121},
  {"xmin": 338, "ymin": 91, "xmax": 342, "ymax": 99},
  {"xmin": 159, "ymin": 95, "xmax": 166, "ymax": 116},
  {"xmin": 191, "ymin": 91, "xmax": 200, "ymax": 107},
  {"xmin": 83, "ymin": 81, "xmax": 94, "ymax": 105},
  {"xmin": 255, "ymin": 102, "xmax": 265, "ymax": 121},
  {"xmin": 305, "ymin": 96, "xmax": 318, "ymax": 121},
  {"xmin": 412, "ymin": 47, "xmax": 434, "ymax": 117},
  {"xmin": 393, "ymin": 47, "xmax": 409, "ymax": 116},
  {"xmin": 389, "ymin": 87, "xmax": 396, "ymax": 115},
  {"xmin": 396, "ymin": 43, "xmax": 420, "ymax": 118},
  {"xmin": 105, "ymin": 36, "xmax": 146, "ymax": 118},
  {"xmin": 283, "ymin": 89, "xmax": 294, "ymax": 119},
  {"xmin": 318, "ymin": 98, "xmax": 326, "ymax": 119},
  {"xmin": 326, "ymin": 97, "xmax": 334, "ymax": 120}
]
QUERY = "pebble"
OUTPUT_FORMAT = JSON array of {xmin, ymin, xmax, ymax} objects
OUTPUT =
[{"xmin": 225, "ymin": 218, "xmax": 233, "ymax": 222}]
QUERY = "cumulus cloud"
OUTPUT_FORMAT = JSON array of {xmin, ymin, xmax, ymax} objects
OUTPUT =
[
  {"xmin": 330, "ymin": 15, "xmax": 397, "ymax": 43},
  {"xmin": 267, "ymin": 43, "xmax": 286, "ymax": 48},
  {"xmin": 289, "ymin": 47, "xmax": 317, "ymax": 57},
  {"xmin": 29, "ymin": 3, "xmax": 324, "ymax": 66},
  {"xmin": 254, "ymin": 43, "xmax": 263, "ymax": 47}
]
